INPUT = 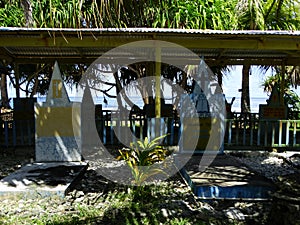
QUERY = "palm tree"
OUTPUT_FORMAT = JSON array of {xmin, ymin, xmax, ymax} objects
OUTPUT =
[
  {"xmin": 21, "ymin": 0, "xmax": 34, "ymax": 27},
  {"xmin": 235, "ymin": 0, "xmax": 265, "ymax": 113},
  {"xmin": 235, "ymin": 0, "xmax": 300, "ymax": 113}
]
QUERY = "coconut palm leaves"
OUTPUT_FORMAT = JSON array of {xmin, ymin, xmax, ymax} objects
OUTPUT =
[
  {"xmin": 264, "ymin": 0, "xmax": 300, "ymax": 30},
  {"xmin": 236, "ymin": 0, "xmax": 265, "ymax": 29}
]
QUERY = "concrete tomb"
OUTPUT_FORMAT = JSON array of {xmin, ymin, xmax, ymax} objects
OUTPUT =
[
  {"xmin": 0, "ymin": 62, "xmax": 86, "ymax": 197},
  {"xmin": 35, "ymin": 61, "xmax": 81, "ymax": 162},
  {"xmin": 180, "ymin": 60, "xmax": 224, "ymax": 153}
]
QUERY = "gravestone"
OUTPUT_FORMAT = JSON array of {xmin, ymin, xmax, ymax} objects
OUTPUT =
[
  {"xmin": 181, "ymin": 90, "xmax": 211, "ymax": 152},
  {"xmin": 35, "ymin": 61, "xmax": 81, "ymax": 162},
  {"xmin": 180, "ymin": 61, "xmax": 225, "ymax": 154},
  {"xmin": 259, "ymin": 85, "xmax": 288, "ymax": 120},
  {"xmin": 259, "ymin": 85, "xmax": 288, "ymax": 147}
]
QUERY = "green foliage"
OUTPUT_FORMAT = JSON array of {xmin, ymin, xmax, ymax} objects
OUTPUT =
[
  {"xmin": 264, "ymin": 0, "xmax": 300, "ymax": 30},
  {"xmin": 144, "ymin": 0, "xmax": 238, "ymax": 29},
  {"xmin": 236, "ymin": 0, "xmax": 265, "ymax": 29},
  {"xmin": 118, "ymin": 135, "xmax": 169, "ymax": 186},
  {"xmin": 0, "ymin": 0, "xmax": 242, "ymax": 29},
  {"xmin": 235, "ymin": 0, "xmax": 300, "ymax": 30},
  {"xmin": 0, "ymin": 1, "xmax": 24, "ymax": 27},
  {"xmin": 284, "ymin": 89, "xmax": 300, "ymax": 112},
  {"xmin": 0, "ymin": 0, "xmax": 300, "ymax": 31}
]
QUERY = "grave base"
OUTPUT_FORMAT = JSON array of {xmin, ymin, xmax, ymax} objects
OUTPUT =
[
  {"xmin": 181, "ymin": 155, "xmax": 276, "ymax": 200},
  {"xmin": 0, "ymin": 162, "xmax": 88, "ymax": 197}
]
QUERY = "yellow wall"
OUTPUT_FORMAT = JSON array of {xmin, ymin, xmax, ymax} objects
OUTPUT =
[{"xmin": 35, "ymin": 107, "xmax": 75, "ymax": 137}]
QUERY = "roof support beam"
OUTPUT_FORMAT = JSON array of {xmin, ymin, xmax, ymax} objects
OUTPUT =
[{"xmin": 0, "ymin": 35, "xmax": 299, "ymax": 51}]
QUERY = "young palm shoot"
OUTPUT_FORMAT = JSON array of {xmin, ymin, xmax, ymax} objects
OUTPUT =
[{"xmin": 117, "ymin": 135, "xmax": 169, "ymax": 186}]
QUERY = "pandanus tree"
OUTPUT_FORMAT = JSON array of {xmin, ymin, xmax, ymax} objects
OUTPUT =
[{"xmin": 235, "ymin": 0, "xmax": 265, "ymax": 113}]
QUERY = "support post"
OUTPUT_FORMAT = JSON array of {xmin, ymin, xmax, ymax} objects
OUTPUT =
[
  {"xmin": 280, "ymin": 63, "xmax": 285, "ymax": 105},
  {"xmin": 155, "ymin": 46, "xmax": 161, "ymax": 118}
]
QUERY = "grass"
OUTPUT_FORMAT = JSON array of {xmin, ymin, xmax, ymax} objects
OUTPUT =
[{"xmin": 0, "ymin": 177, "xmax": 215, "ymax": 225}]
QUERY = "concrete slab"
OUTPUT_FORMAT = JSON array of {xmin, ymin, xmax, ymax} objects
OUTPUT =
[
  {"xmin": 0, "ymin": 162, "xmax": 88, "ymax": 197},
  {"xmin": 181, "ymin": 154, "xmax": 276, "ymax": 200}
]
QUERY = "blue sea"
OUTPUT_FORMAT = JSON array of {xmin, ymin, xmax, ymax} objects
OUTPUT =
[
  {"xmin": 34, "ymin": 96, "xmax": 267, "ymax": 113},
  {"xmin": 226, "ymin": 97, "xmax": 268, "ymax": 113}
]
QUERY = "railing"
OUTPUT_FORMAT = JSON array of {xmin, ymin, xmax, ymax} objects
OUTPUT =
[
  {"xmin": 1, "ymin": 110, "xmax": 300, "ymax": 150},
  {"xmin": 225, "ymin": 119, "xmax": 300, "ymax": 149},
  {"xmin": 0, "ymin": 112, "xmax": 34, "ymax": 147},
  {"xmin": 96, "ymin": 110, "xmax": 180, "ymax": 145}
]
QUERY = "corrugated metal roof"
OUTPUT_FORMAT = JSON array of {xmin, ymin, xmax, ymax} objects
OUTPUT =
[
  {"xmin": 0, "ymin": 27, "xmax": 300, "ymax": 66},
  {"xmin": 1, "ymin": 27, "xmax": 300, "ymax": 36}
]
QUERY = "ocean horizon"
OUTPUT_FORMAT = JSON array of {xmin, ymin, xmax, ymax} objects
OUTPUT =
[{"xmin": 33, "ymin": 96, "xmax": 267, "ymax": 113}]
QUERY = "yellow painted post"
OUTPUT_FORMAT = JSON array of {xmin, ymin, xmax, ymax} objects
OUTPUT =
[{"xmin": 155, "ymin": 46, "xmax": 161, "ymax": 118}]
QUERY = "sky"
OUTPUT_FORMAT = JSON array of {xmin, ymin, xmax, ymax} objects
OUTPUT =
[{"xmin": 223, "ymin": 66, "xmax": 269, "ymax": 99}]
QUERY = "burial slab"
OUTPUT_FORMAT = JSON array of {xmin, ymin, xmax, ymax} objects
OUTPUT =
[
  {"xmin": 35, "ymin": 61, "xmax": 81, "ymax": 162},
  {"xmin": 0, "ymin": 162, "xmax": 87, "ymax": 197},
  {"xmin": 181, "ymin": 154, "xmax": 276, "ymax": 199}
]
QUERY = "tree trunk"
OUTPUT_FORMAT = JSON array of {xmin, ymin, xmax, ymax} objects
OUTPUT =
[
  {"xmin": 21, "ymin": 0, "xmax": 34, "ymax": 27},
  {"xmin": 15, "ymin": 64, "xmax": 20, "ymax": 98},
  {"xmin": 217, "ymin": 70, "xmax": 223, "ymax": 90},
  {"xmin": 1, "ymin": 73, "xmax": 9, "ymax": 108},
  {"xmin": 113, "ymin": 71, "xmax": 136, "ymax": 109},
  {"xmin": 241, "ymin": 64, "xmax": 251, "ymax": 113}
]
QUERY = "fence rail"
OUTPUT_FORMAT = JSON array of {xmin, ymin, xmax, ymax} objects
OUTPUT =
[
  {"xmin": 1, "ymin": 110, "xmax": 300, "ymax": 150},
  {"xmin": 225, "ymin": 119, "xmax": 300, "ymax": 148}
]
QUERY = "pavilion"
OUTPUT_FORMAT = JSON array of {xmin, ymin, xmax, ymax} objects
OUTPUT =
[{"xmin": 0, "ymin": 27, "xmax": 300, "ymax": 149}]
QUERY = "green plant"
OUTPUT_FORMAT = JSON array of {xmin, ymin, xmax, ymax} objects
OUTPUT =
[{"xmin": 118, "ymin": 135, "xmax": 170, "ymax": 186}]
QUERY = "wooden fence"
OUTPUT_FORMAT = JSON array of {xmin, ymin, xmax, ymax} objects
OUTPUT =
[
  {"xmin": 1, "ymin": 110, "xmax": 300, "ymax": 150},
  {"xmin": 225, "ymin": 119, "xmax": 300, "ymax": 149},
  {"xmin": 0, "ymin": 112, "xmax": 35, "ymax": 147}
]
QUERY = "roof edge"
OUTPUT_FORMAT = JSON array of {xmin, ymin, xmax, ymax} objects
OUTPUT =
[{"xmin": 1, "ymin": 26, "xmax": 300, "ymax": 36}]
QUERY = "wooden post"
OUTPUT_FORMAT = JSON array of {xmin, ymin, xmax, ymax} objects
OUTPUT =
[
  {"xmin": 155, "ymin": 46, "xmax": 161, "ymax": 118},
  {"xmin": 280, "ymin": 63, "xmax": 285, "ymax": 105}
]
